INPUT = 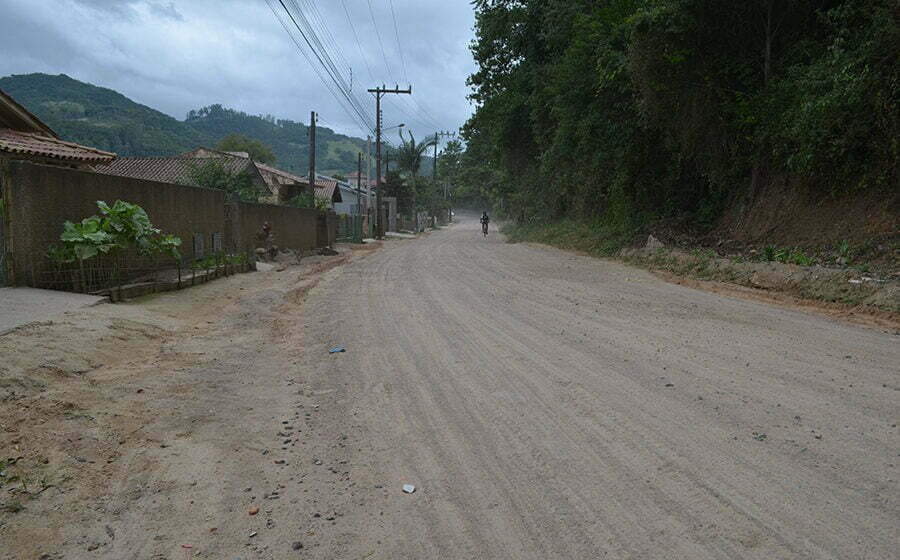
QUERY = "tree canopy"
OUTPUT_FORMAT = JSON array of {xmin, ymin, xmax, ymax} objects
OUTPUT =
[
  {"xmin": 215, "ymin": 133, "xmax": 276, "ymax": 164},
  {"xmin": 460, "ymin": 0, "xmax": 898, "ymax": 228}
]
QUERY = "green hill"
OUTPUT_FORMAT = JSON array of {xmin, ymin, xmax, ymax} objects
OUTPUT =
[{"xmin": 0, "ymin": 73, "xmax": 367, "ymax": 175}]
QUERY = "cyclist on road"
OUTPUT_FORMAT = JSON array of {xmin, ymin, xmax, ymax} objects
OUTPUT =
[{"xmin": 480, "ymin": 212, "xmax": 490, "ymax": 237}]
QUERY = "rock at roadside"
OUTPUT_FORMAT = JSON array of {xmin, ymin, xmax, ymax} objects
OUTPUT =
[{"xmin": 645, "ymin": 234, "xmax": 665, "ymax": 251}]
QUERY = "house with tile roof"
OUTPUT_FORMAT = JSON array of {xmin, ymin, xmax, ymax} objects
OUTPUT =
[
  {"xmin": 94, "ymin": 153, "xmax": 271, "ymax": 199},
  {"xmin": 0, "ymin": 88, "xmax": 115, "ymax": 167},
  {"xmin": 304, "ymin": 175, "xmax": 343, "ymax": 208},
  {"xmin": 181, "ymin": 148, "xmax": 309, "ymax": 204}
]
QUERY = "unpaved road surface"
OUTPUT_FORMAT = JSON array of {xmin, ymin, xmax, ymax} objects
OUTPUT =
[{"xmin": 2, "ymin": 218, "xmax": 898, "ymax": 559}]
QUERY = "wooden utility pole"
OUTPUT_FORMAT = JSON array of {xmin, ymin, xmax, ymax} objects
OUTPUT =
[
  {"xmin": 432, "ymin": 130, "xmax": 456, "ymax": 180},
  {"xmin": 308, "ymin": 111, "xmax": 317, "ymax": 196},
  {"xmin": 356, "ymin": 152, "xmax": 362, "ymax": 214},
  {"xmin": 433, "ymin": 134, "xmax": 439, "ymax": 180},
  {"xmin": 366, "ymin": 135, "xmax": 372, "ymax": 237},
  {"xmin": 368, "ymin": 85, "xmax": 411, "ymax": 238},
  {"xmin": 356, "ymin": 152, "xmax": 363, "ymax": 242}
]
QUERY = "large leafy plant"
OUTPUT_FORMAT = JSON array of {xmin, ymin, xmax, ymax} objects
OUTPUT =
[{"xmin": 49, "ymin": 200, "xmax": 181, "ymax": 263}]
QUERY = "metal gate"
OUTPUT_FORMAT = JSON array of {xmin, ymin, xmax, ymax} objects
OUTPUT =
[{"xmin": 336, "ymin": 214, "xmax": 363, "ymax": 243}]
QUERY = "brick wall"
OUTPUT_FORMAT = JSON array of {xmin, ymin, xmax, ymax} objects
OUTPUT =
[
  {"xmin": 226, "ymin": 201, "xmax": 319, "ymax": 254},
  {"xmin": 1, "ymin": 160, "xmax": 225, "ymax": 286},
  {"xmin": 0, "ymin": 160, "xmax": 337, "ymax": 288}
]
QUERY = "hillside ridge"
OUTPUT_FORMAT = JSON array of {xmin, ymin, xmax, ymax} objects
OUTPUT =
[{"xmin": 0, "ymin": 72, "xmax": 366, "ymax": 175}]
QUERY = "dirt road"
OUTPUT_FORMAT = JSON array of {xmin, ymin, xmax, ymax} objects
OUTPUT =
[{"xmin": 2, "ymin": 217, "xmax": 898, "ymax": 559}]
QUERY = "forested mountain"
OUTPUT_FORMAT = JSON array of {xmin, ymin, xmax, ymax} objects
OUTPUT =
[
  {"xmin": 0, "ymin": 73, "xmax": 367, "ymax": 175},
  {"xmin": 460, "ymin": 0, "xmax": 897, "ymax": 231}
]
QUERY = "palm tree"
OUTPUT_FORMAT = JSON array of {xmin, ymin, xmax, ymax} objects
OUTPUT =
[
  {"xmin": 395, "ymin": 130, "xmax": 436, "ymax": 229},
  {"xmin": 395, "ymin": 130, "xmax": 436, "ymax": 178}
]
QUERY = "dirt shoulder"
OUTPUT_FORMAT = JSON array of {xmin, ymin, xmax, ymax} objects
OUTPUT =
[
  {"xmin": 0, "ymin": 243, "xmax": 378, "ymax": 559},
  {"xmin": 620, "ymin": 246, "xmax": 899, "ymax": 330},
  {"xmin": 504, "ymin": 220, "xmax": 899, "ymax": 330}
]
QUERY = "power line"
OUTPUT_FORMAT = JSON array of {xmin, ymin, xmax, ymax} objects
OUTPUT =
[
  {"xmin": 283, "ymin": 0, "xmax": 366, "ymax": 113},
  {"xmin": 382, "ymin": 96, "xmax": 431, "ymax": 137},
  {"xmin": 340, "ymin": 0, "xmax": 376, "ymax": 84},
  {"xmin": 281, "ymin": 0, "xmax": 373, "ymax": 131},
  {"xmin": 373, "ymin": 1, "xmax": 442, "ymax": 130},
  {"xmin": 388, "ymin": 0, "xmax": 408, "ymax": 83},
  {"xmin": 266, "ymin": 0, "xmax": 375, "ymax": 135},
  {"xmin": 366, "ymin": 0, "xmax": 393, "ymax": 81},
  {"xmin": 401, "ymin": 95, "xmax": 443, "ymax": 130},
  {"xmin": 407, "ymin": 95, "xmax": 443, "ymax": 129},
  {"xmin": 297, "ymin": 0, "xmax": 354, "ymax": 87},
  {"xmin": 265, "ymin": 0, "xmax": 367, "ymax": 133},
  {"xmin": 271, "ymin": 1, "xmax": 366, "ymax": 128}
]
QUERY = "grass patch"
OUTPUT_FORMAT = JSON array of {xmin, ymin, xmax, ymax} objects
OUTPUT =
[
  {"xmin": 502, "ymin": 218, "xmax": 634, "ymax": 257},
  {"xmin": 761, "ymin": 245, "xmax": 814, "ymax": 266}
]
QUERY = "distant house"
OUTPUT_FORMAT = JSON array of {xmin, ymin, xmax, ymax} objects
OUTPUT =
[
  {"xmin": 299, "ymin": 175, "xmax": 343, "ymax": 209},
  {"xmin": 94, "ymin": 153, "xmax": 271, "ymax": 198},
  {"xmin": 345, "ymin": 171, "xmax": 386, "ymax": 190},
  {"xmin": 345, "ymin": 171, "xmax": 371, "ymax": 189},
  {"xmin": 0, "ymin": 88, "xmax": 115, "ymax": 168},
  {"xmin": 333, "ymin": 179, "xmax": 368, "ymax": 216},
  {"xmin": 182, "ymin": 148, "xmax": 311, "ymax": 204}
]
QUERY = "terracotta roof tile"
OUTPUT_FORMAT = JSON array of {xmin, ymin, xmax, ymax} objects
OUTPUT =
[
  {"xmin": 94, "ymin": 156, "xmax": 271, "ymax": 193},
  {"xmin": 301, "ymin": 178, "xmax": 341, "ymax": 202},
  {"xmin": 0, "ymin": 129, "xmax": 116, "ymax": 164},
  {"xmin": 255, "ymin": 161, "xmax": 306, "ymax": 185}
]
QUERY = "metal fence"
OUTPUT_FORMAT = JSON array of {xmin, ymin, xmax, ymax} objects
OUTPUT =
[
  {"xmin": 336, "ymin": 214, "xmax": 364, "ymax": 243},
  {"xmin": 33, "ymin": 250, "xmax": 254, "ymax": 300}
]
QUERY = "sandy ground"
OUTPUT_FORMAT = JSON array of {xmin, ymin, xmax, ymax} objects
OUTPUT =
[
  {"xmin": 0, "ymin": 288, "xmax": 105, "ymax": 335},
  {"xmin": 2, "ymin": 218, "xmax": 898, "ymax": 559}
]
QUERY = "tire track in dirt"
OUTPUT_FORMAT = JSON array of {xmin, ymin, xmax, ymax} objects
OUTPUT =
[{"xmin": 298, "ymin": 216, "xmax": 898, "ymax": 559}]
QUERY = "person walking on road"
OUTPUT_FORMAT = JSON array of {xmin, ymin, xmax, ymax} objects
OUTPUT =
[{"xmin": 480, "ymin": 212, "xmax": 490, "ymax": 237}]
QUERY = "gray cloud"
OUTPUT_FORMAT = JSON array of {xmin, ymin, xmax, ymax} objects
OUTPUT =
[{"xmin": 0, "ymin": 0, "xmax": 476, "ymax": 139}]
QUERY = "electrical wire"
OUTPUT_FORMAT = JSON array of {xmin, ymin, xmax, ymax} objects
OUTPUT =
[
  {"xmin": 265, "ymin": 0, "xmax": 375, "ymax": 135},
  {"xmin": 265, "ymin": 0, "xmax": 367, "ymax": 133},
  {"xmin": 366, "ymin": 0, "xmax": 393, "ymax": 81},
  {"xmin": 388, "ymin": 0, "xmax": 408, "ymax": 84},
  {"xmin": 340, "ymin": 0, "xmax": 377, "ymax": 84},
  {"xmin": 283, "ymin": 0, "xmax": 367, "ymax": 114}
]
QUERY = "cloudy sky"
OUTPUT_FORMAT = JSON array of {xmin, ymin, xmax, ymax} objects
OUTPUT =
[{"xmin": 0, "ymin": 0, "xmax": 477, "ymax": 140}]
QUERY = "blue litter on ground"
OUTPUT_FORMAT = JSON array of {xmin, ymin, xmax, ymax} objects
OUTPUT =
[{"xmin": 329, "ymin": 347, "xmax": 346, "ymax": 354}]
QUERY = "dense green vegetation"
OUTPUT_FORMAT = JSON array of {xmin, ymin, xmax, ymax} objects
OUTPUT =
[
  {"xmin": 460, "ymin": 0, "xmax": 898, "ymax": 235},
  {"xmin": 0, "ymin": 73, "xmax": 368, "ymax": 175},
  {"xmin": 186, "ymin": 160, "xmax": 263, "ymax": 203},
  {"xmin": 215, "ymin": 133, "xmax": 276, "ymax": 164}
]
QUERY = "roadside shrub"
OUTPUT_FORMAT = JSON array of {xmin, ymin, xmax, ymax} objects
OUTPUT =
[
  {"xmin": 761, "ymin": 245, "xmax": 814, "ymax": 266},
  {"xmin": 48, "ymin": 200, "xmax": 181, "ymax": 264},
  {"xmin": 286, "ymin": 193, "xmax": 315, "ymax": 209}
]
